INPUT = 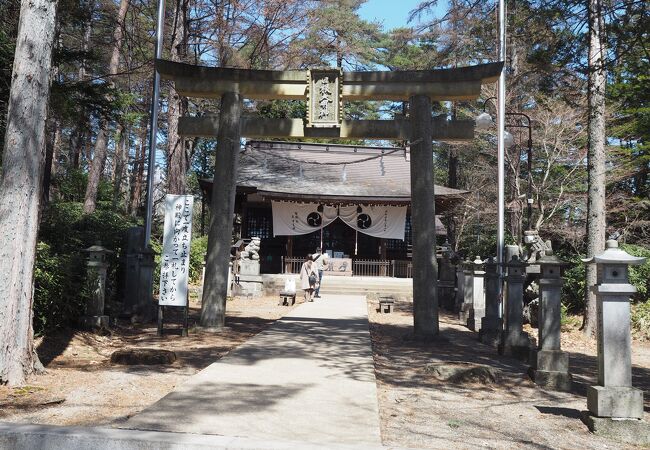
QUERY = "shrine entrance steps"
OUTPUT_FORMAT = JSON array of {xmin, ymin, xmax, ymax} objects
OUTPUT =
[{"xmin": 262, "ymin": 274, "xmax": 413, "ymax": 297}]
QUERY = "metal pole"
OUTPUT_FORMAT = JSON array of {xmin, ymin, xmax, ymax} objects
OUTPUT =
[
  {"xmin": 496, "ymin": 0, "xmax": 506, "ymax": 312},
  {"xmin": 526, "ymin": 121, "xmax": 533, "ymax": 230},
  {"xmin": 144, "ymin": 0, "xmax": 166, "ymax": 249}
]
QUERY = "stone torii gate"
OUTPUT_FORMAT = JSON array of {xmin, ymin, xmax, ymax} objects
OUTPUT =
[{"xmin": 156, "ymin": 59, "xmax": 502, "ymax": 339}]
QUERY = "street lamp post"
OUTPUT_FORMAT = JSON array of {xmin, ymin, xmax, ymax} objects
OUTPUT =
[{"xmin": 476, "ymin": 99, "xmax": 534, "ymax": 233}]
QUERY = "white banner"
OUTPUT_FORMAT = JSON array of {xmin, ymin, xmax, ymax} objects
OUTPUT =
[
  {"xmin": 159, "ymin": 194, "xmax": 194, "ymax": 306},
  {"xmin": 271, "ymin": 201, "xmax": 407, "ymax": 240}
]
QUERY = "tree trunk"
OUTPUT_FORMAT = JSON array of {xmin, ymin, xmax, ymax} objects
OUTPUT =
[
  {"xmin": 82, "ymin": 0, "xmax": 130, "ymax": 213},
  {"xmin": 112, "ymin": 125, "xmax": 127, "ymax": 209},
  {"xmin": 584, "ymin": 0, "xmax": 607, "ymax": 337},
  {"xmin": 129, "ymin": 116, "xmax": 148, "ymax": 216},
  {"xmin": 0, "ymin": 0, "xmax": 58, "ymax": 386},
  {"xmin": 83, "ymin": 125, "xmax": 109, "ymax": 213},
  {"xmin": 167, "ymin": 0, "xmax": 190, "ymax": 195}
]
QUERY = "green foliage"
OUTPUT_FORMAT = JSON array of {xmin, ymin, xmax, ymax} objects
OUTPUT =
[
  {"xmin": 52, "ymin": 169, "xmax": 113, "ymax": 203},
  {"xmin": 559, "ymin": 244, "xmax": 650, "ymax": 321},
  {"xmin": 189, "ymin": 236, "xmax": 209, "ymax": 283},
  {"xmin": 632, "ymin": 301, "xmax": 650, "ymax": 341},
  {"xmin": 559, "ymin": 251, "xmax": 586, "ymax": 314},
  {"xmin": 34, "ymin": 202, "xmax": 138, "ymax": 333},
  {"xmin": 620, "ymin": 244, "xmax": 650, "ymax": 303},
  {"xmin": 33, "ymin": 242, "xmax": 86, "ymax": 336}
]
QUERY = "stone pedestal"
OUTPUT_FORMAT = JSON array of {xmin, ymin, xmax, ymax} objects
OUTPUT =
[
  {"xmin": 582, "ymin": 240, "xmax": 646, "ymax": 423},
  {"xmin": 235, "ymin": 259, "xmax": 263, "ymax": 297},
  {"xmin": 479, "ymin": 258, "xmax": 502, "ymax": 346},
  {"xmin": 458, "ymin": 260, "xmax": 473, "ymax": 325},
  {"xmin": 529, "ymin": 254, "xmax": 572, "ymax": 391},
  {"xmin": 467, "ymin": 256, "xmax": 485, "ymax": 331},
  {"xmin": 499, "ymin": 255, "xmax": 532, "ymax": 361}
]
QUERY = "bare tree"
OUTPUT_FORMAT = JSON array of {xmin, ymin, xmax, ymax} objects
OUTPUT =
[
  {"xmin": 0, "ymin": 0, "xmax": 58, "ymax": 386},
  {"xmin": 167, "ymin": 0, "xmax": 191, "ymax": 195}
]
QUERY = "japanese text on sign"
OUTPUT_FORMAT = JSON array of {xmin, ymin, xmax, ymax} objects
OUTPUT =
[{"xmin": 159, "ymin": 194, "xmax": 194, "ymax": 306}]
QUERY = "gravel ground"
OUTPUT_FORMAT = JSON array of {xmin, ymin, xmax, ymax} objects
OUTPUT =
[{"xmin": 368, "ymin": 296, "xmax": 650, "ymax": 450}]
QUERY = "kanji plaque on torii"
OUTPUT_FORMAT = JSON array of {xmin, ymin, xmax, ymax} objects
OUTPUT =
[{"xmin": 306, "ymin": 68, "xmax": 342, "ymax": 128}]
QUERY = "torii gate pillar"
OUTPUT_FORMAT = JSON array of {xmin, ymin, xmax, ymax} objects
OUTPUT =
[
  {"xmin": 201, "ymin": 91, "xmax": 242, "ymax": 329},
  {"xmin": 410, "ymin": 94, "xmax": 439, "ymax": 339}
]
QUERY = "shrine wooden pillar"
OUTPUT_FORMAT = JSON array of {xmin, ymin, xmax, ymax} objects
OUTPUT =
[
  {"xmin": 201, "ymin": 91, "xmax": 242, "ymax": 329},
  {"xmin": 409, "ymin": 94, "xmax": 439, "ymax": 339}
]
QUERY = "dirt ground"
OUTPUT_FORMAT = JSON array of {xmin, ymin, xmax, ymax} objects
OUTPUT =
[
  {"xmin": 368, "ymin": 296, "xmax": 650, "ymax": 450},
  {"xmin": 2, "ymin": 294, "xmax": 649, "ymax": 449},
  {"xmin": 0, "ymin": 294, "xmax": 294, "ymax": 426}
]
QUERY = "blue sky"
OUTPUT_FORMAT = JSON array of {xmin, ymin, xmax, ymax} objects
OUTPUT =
[{"xmin": 358, "ymin": 0, "xmax": 447, "ymax": 31}]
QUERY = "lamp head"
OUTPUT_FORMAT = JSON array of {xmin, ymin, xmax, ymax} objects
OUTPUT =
[{"xmin": 475, "ymin": 112, "xmax": 493, "ymax": 130}]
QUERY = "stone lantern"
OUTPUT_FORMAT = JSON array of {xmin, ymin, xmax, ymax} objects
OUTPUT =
[
  {"xmin": 529, "ymin": 252, "xmax": 572, "ymax": 391},
  {"xmin": 582, "ymin": 240, "xmax": 646, "ymax": 426},
  {"xmin": 81, "ymin": 241, "xmax": 113, "ymax": 328}
]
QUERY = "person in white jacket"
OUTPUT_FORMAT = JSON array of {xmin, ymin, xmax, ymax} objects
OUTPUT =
[{"xmin": 299, "ymin": 255, "xmax": 318, "ymax": 302}]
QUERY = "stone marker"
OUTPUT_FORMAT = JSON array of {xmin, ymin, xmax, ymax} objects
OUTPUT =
[
  {"xmin": 499, "ymin": 254, "xmax": 532, "ymax": 361},
  {"xmin": 467, "ymin": 256, "xmax": 485, "ymax": 331},
  {"xmin": 458, "ymin": 259, "xmax": 473, "ymax": 325},
  {"xmin": 479, "ymin": 257, "xmax": 502, "ymax": 346},
  {"xmin": 581, "ymin": 240, "xmax": 648, "ymax": 441},
  {"xmin": 529, "ymin": 252, "xmax": 572, "ymax": 391},
  {"xmin": 79, "ymin": 242, "xmax": 113, "ymax": 329}
]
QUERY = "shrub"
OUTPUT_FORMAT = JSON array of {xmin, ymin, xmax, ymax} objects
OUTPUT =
[
  {"xmin": 632, "ymin": 301, "xmax": 650, "ymax": 340},
  {"xmin": 189, "ymin": 235, "xmax": 208, "ymax": 283},
  {"xmin": 34, "ymin": 202, "xmax": 138, "ymax": 333}
]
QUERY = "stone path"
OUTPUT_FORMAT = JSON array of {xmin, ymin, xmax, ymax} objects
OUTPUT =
[{"xmin": 121, "ymin": 294, "xmax": 382, "ymax": 447}]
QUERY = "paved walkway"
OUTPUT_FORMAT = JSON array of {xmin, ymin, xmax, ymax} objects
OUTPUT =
[{"xmin": 121, "ymin": 295, "xmax": 382, "ymax": 447}]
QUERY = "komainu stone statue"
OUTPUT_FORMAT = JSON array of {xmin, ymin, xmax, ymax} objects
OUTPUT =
[
  {"xmin": 239, "ymin": 237, "xmax": 261, "ymax": 260},
  {"xmin": 523, "ymin": 230, "xmax": 551, "ymax": 264}
]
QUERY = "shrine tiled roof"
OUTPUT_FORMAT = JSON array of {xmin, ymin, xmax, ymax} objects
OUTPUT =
[{"xmin": 232, "ymin": 140, "xmax": 468, "ymax": 204}]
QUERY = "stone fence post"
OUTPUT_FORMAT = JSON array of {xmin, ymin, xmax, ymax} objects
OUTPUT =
[
  {"xmin": 459, "ymin": 259, "xmax": 473, "ymax": 325},
  {"xmin": 480, "ymin": 257, "xmax": 502, "ymax": 346},
  {"xmin": 529, "ymin": 253, "xmax": 572, "ymax": 391},
  {"xmin": 455, "ymin": 263, "xmax": 465, "ymax": 313},
  {"xmin": 582, "ymin": 240, "xmax": 646, "ymax": 428},
  {"xmin": 499, "ymin": 255, "xmax": 532, "ymax": 361},
  {"xmin": 468, "ymin": 256, "xmax": 485, "ymax": 331}
]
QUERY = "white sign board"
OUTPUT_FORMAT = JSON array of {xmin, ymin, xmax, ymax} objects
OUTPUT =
[{"xmin": 159, "ymin": 194, "xmax": 194, "ymax": 306}]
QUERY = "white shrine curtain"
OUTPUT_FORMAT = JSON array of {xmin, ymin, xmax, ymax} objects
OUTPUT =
[{"xmin": 271, "ymin": 201, "xmax": 407, "ymax": 240}]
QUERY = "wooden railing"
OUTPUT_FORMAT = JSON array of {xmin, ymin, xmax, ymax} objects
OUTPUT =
[
  {"xmin": 281, "ymin": 257, "xmax": 304, "ymax": 274},
  {"xmin": 353, "ymin": 259, "xmax": 391, "ymax": 277},
  {"xmin": 281, "ymin": 257, "xmax": 412, "ymax": 278},
  {"xmin": 392, "ymin": 260, "xmax": 413, "ymax": 278}
]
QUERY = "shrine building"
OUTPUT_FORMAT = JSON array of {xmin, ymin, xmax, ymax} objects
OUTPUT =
[{"xmin": 200, "ymin": 140, "xmax": 467, "ymax": 277}]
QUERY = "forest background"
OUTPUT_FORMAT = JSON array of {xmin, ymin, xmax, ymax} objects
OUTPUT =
[{"xmin": 0, "ymin": 0, "xmax": 647, "ymax": 338}]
